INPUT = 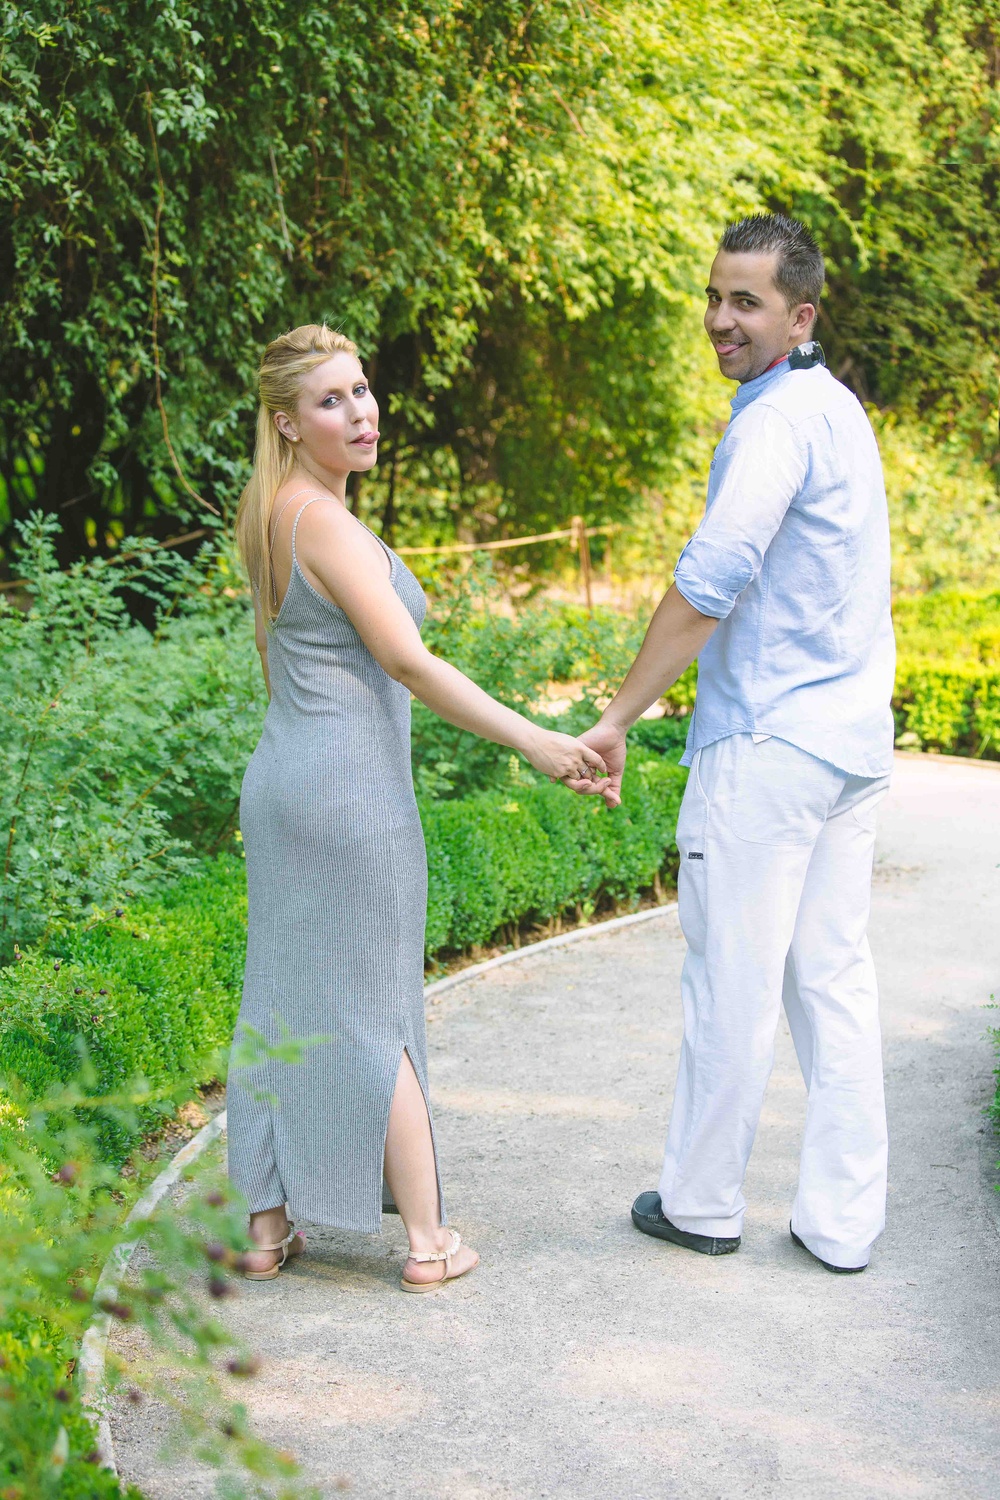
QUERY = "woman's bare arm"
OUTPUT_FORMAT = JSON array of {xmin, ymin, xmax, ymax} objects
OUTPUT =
[{"xmin": 291, "ymin": 502, "xmax": 610, "ymax": 788}]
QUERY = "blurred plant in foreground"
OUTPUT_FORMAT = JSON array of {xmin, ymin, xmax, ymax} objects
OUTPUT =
[{"xmin": 0, "ymin": 1043, "xmax": 318, "ymax": 1500}]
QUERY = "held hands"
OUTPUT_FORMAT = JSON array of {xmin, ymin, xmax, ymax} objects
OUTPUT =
[
  {"xmin": 559, "ymin": 719, "xmax": 627, "ymax": 809},
  {"xmin": 521, "ymin": 726, "xmax": 617, "ymax": 806}
]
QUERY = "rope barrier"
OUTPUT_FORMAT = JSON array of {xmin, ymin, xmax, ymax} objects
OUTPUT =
[
  {"xmin": 395, "ymin": 517, "xmax": 614, "ymax": 608},
  {"xmin": 393, "ymin": 521, "xmax": 615, "ymax": 557}
]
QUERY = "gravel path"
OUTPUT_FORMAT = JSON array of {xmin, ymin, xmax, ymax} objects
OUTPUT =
[{"xmin": 111, "ymin": 754, "xmax": 1000, "ymax": 1499}]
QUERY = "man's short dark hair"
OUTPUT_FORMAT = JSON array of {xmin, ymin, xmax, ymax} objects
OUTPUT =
[{"xmin": 718, "ymin": 213, "xmax": 825, "ymax": 313}]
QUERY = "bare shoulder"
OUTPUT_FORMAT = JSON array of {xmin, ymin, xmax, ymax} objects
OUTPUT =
[{"xmin": 292, "ymin": 497, "xmax": 389, "ymax": 582}]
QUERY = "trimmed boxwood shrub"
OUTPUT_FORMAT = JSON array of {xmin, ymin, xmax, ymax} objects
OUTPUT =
[
  {"xmin": 422, "ymin": 758, "xmax": 686, "ymax": 953},
  {"xmin": 893, "ymin": 657, "xmax": 1000, "ymax": 756},
  {"xmin": 892, "ymin": 589, "xmax": 1000, "ymax": 758}
]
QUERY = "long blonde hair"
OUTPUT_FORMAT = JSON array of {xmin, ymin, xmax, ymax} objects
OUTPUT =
[{"xmin": 235, "ymin": 323, "xmax": 359, "ymax": 620}]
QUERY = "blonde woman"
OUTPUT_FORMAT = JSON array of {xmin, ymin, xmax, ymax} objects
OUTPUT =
[{"xmin": 231, "ymin": 324, "xmax": 609, "ymax": 1291}]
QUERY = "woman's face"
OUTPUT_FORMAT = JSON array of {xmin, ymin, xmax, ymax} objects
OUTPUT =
[{"xmin": 275, "ymin": 353, "xmax": 380, "ymax": 473}]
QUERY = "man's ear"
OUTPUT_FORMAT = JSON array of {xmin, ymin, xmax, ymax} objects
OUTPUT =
[{"xmin": 792, "ymin": 302, "xmax": 817, "ymax": 340}]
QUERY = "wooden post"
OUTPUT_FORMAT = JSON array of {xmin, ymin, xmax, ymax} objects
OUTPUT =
[{"xmin": 572, "ymin": 515, "xmax": 593, "ymax": 612}]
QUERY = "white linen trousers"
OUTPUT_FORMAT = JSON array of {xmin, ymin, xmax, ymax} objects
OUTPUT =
[{"xmin": 658, "ymin": 732, "xmax": 890, "ymax": 1268}]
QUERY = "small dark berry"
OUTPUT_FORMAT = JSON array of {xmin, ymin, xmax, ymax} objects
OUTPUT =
[
  {"xmin": 98, "ymin": 988, "xmax": 107, "ymax": 996},
  {"xmin": 52, "ymin": 960, "xmax": 61, "ymax": 971},
  {"xmin": 73, "ymin": 986, "xmax": 83, "ymax": 995},
  {"xmin": 225, "ymin": 1357, "xmax": 260, "ymax": 1378},
  {"xmin": 70, "ymin": 1287, "xmax": 89, "ymax": 1303},
  {"xmin": 204, "ymin": 1189, "xmax": 226, "ymax": 1207},
  {"xmin": 53, "ymin": 1162, "xmax": 78, "ymax": 1185},
  {"xmin": 97, "ymin": 1298, "xmax": 132, "ymax": 1321},
  {"xmin": 114, "ymin": 908, "xmax": 124, "ymax": 918},
  {"xmin": 220, "ymin": 1421, "xmax": 237, "ymax": 1438},
  {"xmin": 54, "ymin": 1388, "xmax": 70, "ymax": 1404},
  {"xmin": 208, "ymin": 1275, "xmax": 232, "ymax": 1299},
  {"xmin": 84, "ymin": 1450, "xmax": 102, "ymax": 1464},
  {"xmin": 204, "ymin": 1241, "xmax": 227, "ymax": 1263},
  {"xmin": 127, "ymin": 1387, "xmax": 143, "ymax": 1406}
]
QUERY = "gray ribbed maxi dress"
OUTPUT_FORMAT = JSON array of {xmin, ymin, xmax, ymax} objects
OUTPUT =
[{"xmin": 227, "ymin": 499, "xmax": 441, "ymax": 1233}]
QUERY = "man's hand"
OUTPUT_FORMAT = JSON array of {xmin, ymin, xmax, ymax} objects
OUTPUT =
[{"xmin": 562, "ymin": 720, "xmax": 627, "ymax": 809}]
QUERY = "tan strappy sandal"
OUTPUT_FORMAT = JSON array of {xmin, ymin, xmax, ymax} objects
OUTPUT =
[
  {"xmin": 400, "ymin": 1228, "xmax": 477, "ymax": 1294},
  {"xmin": 242, "ymin": 1223, "xmax": 306, "ymax": 1281}
]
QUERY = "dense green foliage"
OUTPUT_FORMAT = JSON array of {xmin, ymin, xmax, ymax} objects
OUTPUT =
[
  {"xmin": 0, "ymin": 515, "xmax": 261, "ymax": 956},
  {"xmin": 893, "ymin": 590, "xmax": 1000, "ymax": 756},
  {"xmin": 423, "ymin": 757, "xmax": 686, "ymax": 951},
  {"xmin": 0, "ymin": 861, "xmax": 248, "ymax": 1155},
  {"xmin": 2, "ymin": 1, "xmax": 997, "ymax": 565},
  {"xmin": 877, "ymin": 419, "xmax": 1000, "ymax": 595}
]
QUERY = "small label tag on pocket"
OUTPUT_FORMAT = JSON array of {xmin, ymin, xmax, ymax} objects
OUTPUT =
[{"xmin": 687, "ymin": 851, "xmax": 704, "ymax": 860}]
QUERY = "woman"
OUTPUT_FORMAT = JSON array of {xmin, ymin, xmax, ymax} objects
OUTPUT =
[{"xmin": 231, "ymin": 324, "xmax": 609, "ymax": 1292}]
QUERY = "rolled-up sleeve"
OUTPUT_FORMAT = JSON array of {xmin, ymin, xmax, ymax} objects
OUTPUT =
[{"xmin": 674, "ymin": 405, "xmax": 807, "ymax": 620}]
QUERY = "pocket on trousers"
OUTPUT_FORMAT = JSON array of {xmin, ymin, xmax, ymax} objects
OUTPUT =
[
  {"xmin": 675, "ymin": 752, "xmax": 708, "ymax": 954},
  {"xmin": 675, "ymin": 750, "xmax": 708, "ymax": 857},
  {"xmin": 848, "ymin": 777, "xmax": 890, "ymax": 832},
  {"xmin": 729, "ymin": 735, "xmax": 838, "ymax": 847}
]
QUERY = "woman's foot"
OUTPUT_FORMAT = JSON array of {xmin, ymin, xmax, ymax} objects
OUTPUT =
[
  {"xmin": 242, "ymin": 1231, "xmax": 305, "ymax": 1277},
  {"xmin": 402, "ymin": 1228, "xmax": 479, "ymax": 1290},
  {"xmin": 243, "ymin": 1206, "xmax": 307, "ymax": 1277}
]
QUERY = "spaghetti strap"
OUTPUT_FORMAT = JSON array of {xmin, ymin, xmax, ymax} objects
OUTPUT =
[
  {"xmin": 268, "ymin": 487, "xmax": 326, "ymax": 553},
  {"xmin": 290, "ymin": 496, "xmax": 326, "ymax": 563},
  {"xmin": 267, "ymin": 489, "xmax": 328, "ymax": 609}
]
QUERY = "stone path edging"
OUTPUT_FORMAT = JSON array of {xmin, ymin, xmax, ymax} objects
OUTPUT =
[
  {"xmin": 79, "ymin": 899, "xmax": 677, "ymax": 1477},
  {"xmin": 423, "ymin": 900, "xmax": 677, "ymax": 1003}
]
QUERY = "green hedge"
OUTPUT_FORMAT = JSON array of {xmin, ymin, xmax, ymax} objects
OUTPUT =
[
  {"xmin": 892, "ymin": 589, "xmax": 1000, "ymax": 758},
  {"xmin": 0, "ymin": 759, "xmax": 687, "ymax": 1159},
  {"xmin": 424, "ymin": 758, "xmax": 686, "ymax": 952},
  {"xmin": 0, "ymin": 862, "xmax": 248, "ymax": 1159},
  {"xmin": 893, "ymin": 657, "xmax": 1000, "ymax": 757}
]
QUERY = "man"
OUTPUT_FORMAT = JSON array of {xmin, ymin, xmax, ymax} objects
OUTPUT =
[{"xmin": 577, "ymin": 213, "xmax": 895, "ymax": 1272}]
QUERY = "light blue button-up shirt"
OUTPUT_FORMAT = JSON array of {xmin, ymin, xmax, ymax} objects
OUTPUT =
[{"xmin": 674, "ymin": 360, "xmax": 895, "ymax": 778}]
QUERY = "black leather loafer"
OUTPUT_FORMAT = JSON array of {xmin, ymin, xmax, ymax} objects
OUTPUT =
[
  {"xmin": 631, "ymin": 1191, "xmax": 740, "ymax": 1256},
  {"xmin": 790, "ymin": 1224, "xmax": 866, "ymax": 1274}
]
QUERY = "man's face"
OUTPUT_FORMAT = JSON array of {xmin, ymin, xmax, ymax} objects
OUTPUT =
[{"xmin": 704, "ymin": 250, "xmax": 815, "ymax": 383}]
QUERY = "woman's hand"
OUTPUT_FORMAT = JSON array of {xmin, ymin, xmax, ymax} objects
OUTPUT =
[
  {"xmin": 563, "ymin": 720, "xmax": 627, "ymax": 809},
  {"xmin": 521, "ymin": 726, "xmax": 609, "ymax": 794}
]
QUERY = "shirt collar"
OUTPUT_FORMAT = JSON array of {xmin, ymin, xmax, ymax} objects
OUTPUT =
[{"xmin": 730, "ymin": 356, "xmax": 790, "ymax": 415}]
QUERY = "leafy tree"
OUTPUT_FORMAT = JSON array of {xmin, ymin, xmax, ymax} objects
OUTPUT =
[{"xmin": 0, "ymin": 1, "xmax": 996, "ymax": 568}]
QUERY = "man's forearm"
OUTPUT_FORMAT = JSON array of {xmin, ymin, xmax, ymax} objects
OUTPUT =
[{"xmin": 602, "ymin": 585, "xmax": 718, "ymax": 732}]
